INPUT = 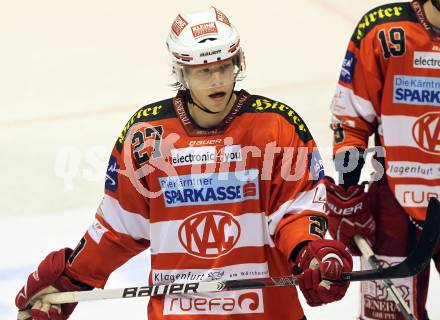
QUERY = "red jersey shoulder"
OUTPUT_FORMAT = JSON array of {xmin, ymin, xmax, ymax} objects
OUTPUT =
[
  {"xmin": 241, "ymin": 95, "xmax": 314, "ymax": 144},
  {"xmin": 351, "ymin": 2, "xmax": 418, "ymax": 48},
  {"xmin": 115, "ymin": 97, "xmax": 177, "ymax": 153}
]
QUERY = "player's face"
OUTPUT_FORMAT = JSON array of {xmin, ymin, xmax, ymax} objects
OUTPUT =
[{"xmin": 184, "ymin": 60, "xmax": 236, "ymax": 112}]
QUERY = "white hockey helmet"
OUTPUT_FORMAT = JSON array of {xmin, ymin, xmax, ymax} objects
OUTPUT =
[{"xmin": 166, "ymin": 6, "xmax": 245, "ymax": 89}]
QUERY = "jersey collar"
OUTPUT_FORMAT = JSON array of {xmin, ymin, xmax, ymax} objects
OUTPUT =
[
  {"xmin": 411, "ymin": 0, "xmax": 440, "ymax": 41},
  {"xmin": 172, "ymin": 89, "xmax": 251, "ymax": 137}
]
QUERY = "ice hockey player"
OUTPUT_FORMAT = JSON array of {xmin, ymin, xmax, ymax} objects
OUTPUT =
[
  {"xmin": 16, "ymin": 6, "xmax": 352, "ymax": 320},
  {"xmin": 324, "ymin": 1, "xmax": 440, "ymax": 319}
]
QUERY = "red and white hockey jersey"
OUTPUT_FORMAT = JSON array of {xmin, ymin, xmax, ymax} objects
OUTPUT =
[
  {"xmin": 331, "ymin": 0, "xmax": 440, "ymax": 221},
  {"xmin": 65, "ymin": 90, "xmax": 327, "ymax": 319}
]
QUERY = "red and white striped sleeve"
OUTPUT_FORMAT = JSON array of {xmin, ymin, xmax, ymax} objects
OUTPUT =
[
  {"xmin": 330, "ymin": 21, "xmax": 383, "ymax": 154},
  {"xmin": 65, "ymin": 130, "xmax": 151, "ymax": 288},
  {"xmin": 266, "ymin": 110, "xmax": 328, "ymax": 261}
]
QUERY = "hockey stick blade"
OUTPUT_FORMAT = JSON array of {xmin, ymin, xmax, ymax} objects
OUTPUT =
[{"xmin": 342, "ymin": 197, "xmax": 440, "ymax": 282}]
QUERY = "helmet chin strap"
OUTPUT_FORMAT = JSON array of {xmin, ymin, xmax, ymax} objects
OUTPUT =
[
  {"xmin": 187, "ymin": 92, "xmax": 221, "ymax": 114},
  {"xmin": 432, "ymin": 0, "xmax": 440, "ymax": 11},
  {"xmin": 185, "ymin": 85, "xmax": 235, "ymax": 115}
]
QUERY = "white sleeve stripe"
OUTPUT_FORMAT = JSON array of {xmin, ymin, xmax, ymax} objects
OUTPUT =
[
  {"xmin": 98, "ymin": 195, "xmax": 150, "ymax": 240},
  {"xmin": 331, "ymin": 84, "xmax": 377, "ymax": 123},
  {"xmin": 381, "ymin": 115, "xmax": 419, "ymax": 148},
  {"xmin": 267, "ymin": 184, "xmax": 326, "ymax": 235}
]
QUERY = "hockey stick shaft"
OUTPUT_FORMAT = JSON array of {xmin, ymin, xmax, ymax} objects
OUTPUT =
[
  {"xmin": 42, "ymin": 198, "xmax": 440, "ymax": 305},
  {"xmin": 42, "ymin": 276, "xmax": 298, "ymax": 304},
  {"xmin": 354, "ymin": 235, "xmax": 414, "ymax": 320}
]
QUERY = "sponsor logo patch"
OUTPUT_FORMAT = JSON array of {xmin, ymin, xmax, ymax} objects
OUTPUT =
[
  {"xmin": 413, "ymin": 51, "xmax": 440, "ymax": 69},
  {"xmin": 395, "ymin": 184, "xmax": 439, "ymax": 207},
  {"xmin": 178, "ymin": 210, "xmax": 241, "ymax": 259},
  {"xmin": 340, "ymin": 51, "xmax": 357, "ymax": 84},
  {"xmin": 159, "ymin": 170, "xmax": 259, "ymax": 207},
  {"xmin": 191, "ymin": 22, "xmax": 218, "ymax": 38},
  {"xmin": 172, "ymin": 14, "xmax": 188, "ymax": 36},
  {"xmin": 170, "ymin": 145, "xmax": 242, "ymax": 166},
  {"xmin": 153, "ymin": 269, "xmax": 223, "ymax": 284},
  {"xmin": 387, "ymin": 161, "xmax": 440, "ymax": 179},
  {"xmin": 189, "ymin": 139, "xmax": 222, "ymax": 146},
  {"xmin": 200, "ymin": 49, "xmax": 222, "ymax": 57},
  {"xmin": 354, "ymin": 6, "xmax": 404, "ymax": 42},
  {"xmin": 164, "ymin": 289, "xmax": 264, "ymax": 315},
  {"xmin": 361, "ymin": 255, "xmax": 414, "ymax": 320},
  {"xmin": 411, "ymin": 112, "xmax": 440, "ymax": 155},
  {"xmin": 393, "ymin": 75, "xmax": 440, "ymax": 106},
  {"xmin": 105, "ymin": 155, "xmax": 119, "ymax": 192},
  {"xmin": 153, "ymin": 264, "xmax": 270, "ymax": 285}
]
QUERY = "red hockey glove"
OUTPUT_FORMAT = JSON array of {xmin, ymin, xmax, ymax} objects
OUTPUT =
[
  {"xmin": 323, "ymin": 176, "xmax": 375, "ymax": 255},
  {"xmin": 16, "ymin": 248, "xmax": 92, "ymax": 320},
  {"xmin": 293, "ymin": 240, "xmax": 353, "ymax": 306}
]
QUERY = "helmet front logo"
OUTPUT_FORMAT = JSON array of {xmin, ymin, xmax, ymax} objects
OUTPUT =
[{"xmin": 191, "ymin": 22, "xmax": 218, "ymax": 38}]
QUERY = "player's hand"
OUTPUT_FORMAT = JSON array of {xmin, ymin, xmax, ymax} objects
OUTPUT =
[
  {"xmin": 15, "ymin": 248, "xmax": 92, "ymax": 320},
  {"xmin": 293, "ymin": 240, "xmax": 353, "ymax": 306},
  {"xmin": 323, "ymin": 176, "xmax": 375, "ymax": 255}
]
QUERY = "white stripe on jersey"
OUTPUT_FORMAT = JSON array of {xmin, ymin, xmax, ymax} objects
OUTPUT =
[
  {"xmin": 381, "ymin": 115, "xmax": 418, "ymax": 148},
  {"xmin": 267, "ymin": 184, "xmax": 326, "ymax": 235},
  {"xmin": 331, "ymin": 84, "xmax": 378, "ymax": 123},
  {"xmin": 98, "ymin": 195, "xmax": 150, "ymax": 240}
]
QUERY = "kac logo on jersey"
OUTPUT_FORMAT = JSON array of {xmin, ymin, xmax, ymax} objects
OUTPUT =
[
  {"xmin": 308, "ymin": 151, "xmax": 325, "ymax": 183},
  {"xmin": 87, "ymin": 220, "xmax": 108, "ymax": 244},
  {"xmin": 393, "ymin": 75, "xmax": 440, "ymax": 106},
  {"xmin": 159, "ymin": 170, "xmax": 259, "ymax": 207},
  {"xmin": 105, "ymin": 155, "xmax": 119, "ymax": 192},
  {"xmin": 340, "ymin": 51, "xmax": 357, "ymax": 84},
  {"xmin": 178, "ymin": 210, "xmax": 241, "ymax": 259},
  {"xmin": 412, "ymin": 112, "xmax": 440, "ymax": 155}
]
